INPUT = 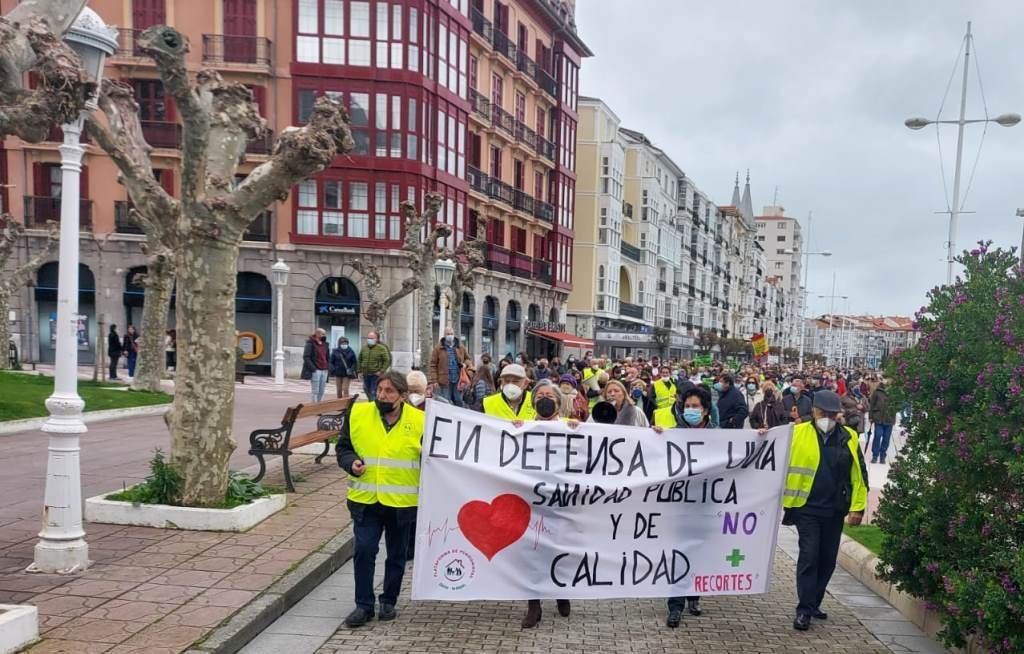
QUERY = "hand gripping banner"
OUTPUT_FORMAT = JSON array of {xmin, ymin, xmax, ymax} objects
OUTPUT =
[{"xmin": 411, "ymin": 403, "xmax": 792, "ymax": 601}]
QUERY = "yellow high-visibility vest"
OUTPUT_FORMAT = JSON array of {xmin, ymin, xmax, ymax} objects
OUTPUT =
[
  {"xmin": 346, "ymin": 402, "xmax": 424, "ymax": 508},
  {"xmin": 783, "ymin": 422, "xmax": 867, "ymax": 512},
  {"xmin": 654, "ymin": 406, "xmax": 677, "ymax": 428},
  {"xmin": 483, "ymin": 391, "xmax": 536, "ymax": 420},
  {"xmin": 652, "ymin": 378, "xmax": 676, "ymax": 410}
]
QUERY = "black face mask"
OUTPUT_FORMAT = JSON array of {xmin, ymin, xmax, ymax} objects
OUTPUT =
[
  {"xmin": 375, "ymin": 399, "xmax": 396, "ymax": 414},
  {"xmin": 536, "ymin": 397, "xmax": 558, "ymax": 419}
]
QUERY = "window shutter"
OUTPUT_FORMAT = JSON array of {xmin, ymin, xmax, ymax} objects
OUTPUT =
[
  {"xmin": 80, "ymin": 164, "xmax": 90, "ymax": 199},
  {"xmin": 159, "ymin": 169, "xmax": 175, "ymax": 195},
  {"xmin": 32, "ymin": 163, "xmax": 48, "ymax": 197}
]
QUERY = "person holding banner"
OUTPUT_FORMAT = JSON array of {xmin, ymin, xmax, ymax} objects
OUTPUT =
[
  {"xmin": 483, "ymin": 364, "xmax": 536, "ymax": 421},
  {"xmin": 783, "ymin": 390, "xmax": 868, "ymax": 632},
  {"xmin": 650, "ymin": 384, "xmax": 714, "ymax": 626},
  {"xmin": 336, "ymin": 370, "xmax": 425, "ymax": 628}
]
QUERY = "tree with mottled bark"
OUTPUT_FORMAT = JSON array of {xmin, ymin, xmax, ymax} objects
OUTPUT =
[
  {"xmin": 0, "ymin": 0, "xmax": 92, "ymax": 142},
  {"xmin": 443, "ymin": 216, "xmax": 487, "ymax": 333},
  {"xmin": 84, "ymin": 26, "xmax": 353, "ymax": 506},
  {"xmin": 0, "ymin": 216, "xmax": 58, "ymax": 370}
]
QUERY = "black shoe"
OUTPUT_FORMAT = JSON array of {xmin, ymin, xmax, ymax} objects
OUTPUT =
[
  {"xmin": 870, "ymin": 457, "xmax": 878, "ymax": 464},
  {"xmin": 879, "ymin": 456, "xmax": 887, "ymax": 465},
  {"xmin": 813, "ymin": 608, "xmax": 828, "ymax": 620},
  {"xmin": 522, "ymin": 600, "xmax": 541, "ymax": 629},
  {"xmin": 556, "ymin": 599, "xmax": 571, "ymax": 617},
  {"xmin": 344, "ymin": 607, "xmax": 374, "ymax": 628},
  {"xmin": 687, "ymin": 598, "xmax": 702, "ymax": 616},
  {"xmin": 793, "ymin": 613, "xmax": 811, "ymax": 631},
  {"xmin": 666, "ymin": 609, "xmax": 682, "ymax": 628},
  {"xmin": 378, "ymin": 604, "xmax": 396, "ymax": 621}
]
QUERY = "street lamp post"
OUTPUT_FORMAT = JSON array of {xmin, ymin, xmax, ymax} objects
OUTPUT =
[
  {"xmin": 1015, "ymin": 209, "xmax": 1024, "ymax": 269},
  {"xmin": 906, "ymin": 22, "xmax": 1020, "ymax": 284},
  {"xmin": 784, "ymin": 244, "xmax": 832, "ymax": 371},
  {"xmin": 271, "ymin": 259, "xmax": 290, "ymax": 385},
  {"xmin": 30, "ymin": 8, "xmax": 117, "ymax": 575},
  {"xmin": 433, "ymin": 258, "xmax": 456, "ymax": 340}
]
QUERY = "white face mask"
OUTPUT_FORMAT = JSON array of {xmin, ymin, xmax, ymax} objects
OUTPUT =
[
  {"xmin": 408, "ymin": 393, "xmax": 425, "ymax": 407},
  {"xmin": 502, "ymin": 383, "xmax": 523, "ymax": 401},
  {"xmin": 815, "ymin": 417, "xmax": 836, "ymax": 433}
]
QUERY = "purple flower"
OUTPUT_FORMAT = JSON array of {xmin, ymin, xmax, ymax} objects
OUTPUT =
[{"xmin": 926, "ymin": 563, "xmax": 940, "ymax": 573}]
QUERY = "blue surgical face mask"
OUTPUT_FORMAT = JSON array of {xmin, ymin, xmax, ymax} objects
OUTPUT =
[
  {"xmin": 631, "ymin": 389, "xmax": 643, "ymax": 401},
  {"xmin": 367, "ymin": 339, "xmax": 377, "ymax": 346},
  {"xmin": 747, "ymin": 383, "xmax": 757, "ymax": 392},
  {"xmin": 683, "ymin": 408, "xmax": 704, "ymax": 426},
  {"xmin": 713, "ymin": 382, "xmax": 724, "ymax": 392}
]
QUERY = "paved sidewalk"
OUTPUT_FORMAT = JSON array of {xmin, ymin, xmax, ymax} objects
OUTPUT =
[{"xmin": 241, "ymin": 524, "xmax": 947, "ymax": 654}]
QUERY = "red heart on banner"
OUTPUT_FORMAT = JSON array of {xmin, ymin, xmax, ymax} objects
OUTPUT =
[{"xmin": 457, "ymin": 494, "xmax": 531, "ymax": 561}]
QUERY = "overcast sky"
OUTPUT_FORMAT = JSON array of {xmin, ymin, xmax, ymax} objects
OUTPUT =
[{"xmin": 575, "ymin": 1, "xmax": 1024, "ymax": 317}]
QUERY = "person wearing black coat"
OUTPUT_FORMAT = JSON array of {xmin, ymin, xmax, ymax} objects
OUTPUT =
[
  {"xmin": 750, "ymin": 382, "xmax": 788, "ymax": 429},
  {"xmin": 330, "ymin": 336, "xmax": 358, "ymax": 398},
  {"xmin": 107, "ymin": 325, "xmax": 123, "ymax": 380},
  {"xmin": 715, "ymin": 374, "xmax": 749, "ymax": 429},
  {"xmin": 783, "ymin": 377, "xmax": 814, "ymax": 424}
]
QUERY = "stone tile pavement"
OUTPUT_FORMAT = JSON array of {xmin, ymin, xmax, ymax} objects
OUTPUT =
[
  {"xmin": 0, "ymin": 455, "xmax": 351, "ymax": 654},
  {"xmin": 241, "ymin": 524, "xmax": 948, "ymax": 654}
]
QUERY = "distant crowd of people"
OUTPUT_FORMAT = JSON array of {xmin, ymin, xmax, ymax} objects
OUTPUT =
[{"xmin": 105, "ymin": 325, "xmax": 177, "ymax": 381}]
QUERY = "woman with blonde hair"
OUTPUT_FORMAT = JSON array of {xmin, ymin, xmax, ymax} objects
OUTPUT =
[{"xmin": 591, "ymin": 379, "xmax": 649, "ymax": 427}]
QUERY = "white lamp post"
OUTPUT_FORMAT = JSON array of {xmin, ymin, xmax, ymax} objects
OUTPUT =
[
  {"xmin": 30, "ymin": 8, "xmax": 117, "ymax": 575},
  {"xmin": 433, "ymin": 258, "xmax": 456, "ymax": 340},
  {"xmin": 905, "ymin": 22, "xmax": 1020, "ymax": 285},
  {"xmin": 271, "ymin": 258, "xmax": 290, "ymax": 385},
  {"xmin": 784, "ymin": 245, "xmax": 832, "ymax": 371}
]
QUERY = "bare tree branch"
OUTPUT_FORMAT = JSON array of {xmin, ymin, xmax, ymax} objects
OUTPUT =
[{"xmin": 0, "ymin": 215, "xmax": 58, "ymax": 291}]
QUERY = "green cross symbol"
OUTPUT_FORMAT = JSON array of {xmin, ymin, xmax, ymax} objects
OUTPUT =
[{"xmin": 726, "ymin": 549, "xmax": 746, "ymax": 567}]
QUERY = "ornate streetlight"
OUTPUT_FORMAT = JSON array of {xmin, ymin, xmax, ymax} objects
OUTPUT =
[{"xmin": 271, "ymin": 258, "xmax": 290, "ymax": 385}]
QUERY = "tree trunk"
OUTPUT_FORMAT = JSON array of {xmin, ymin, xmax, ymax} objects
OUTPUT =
[
  {"xmin": 417, "ymin": 286, "xmax": 435, "ymax": 370},
  {"xmin": 167, "ymin": 234, "xmax": 239, "ymax": 506},
  {"xmin": 0, "ymin": 291, "xmax": 12, "ymax": 370},
  {"xmin": 132, "ymin": 252, "xmax": 173, "ymax": 392}
]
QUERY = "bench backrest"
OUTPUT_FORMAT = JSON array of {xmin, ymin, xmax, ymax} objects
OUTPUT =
[{"xmin": 281, "ymin": 396, "xmax": 358, "ymax": 424}]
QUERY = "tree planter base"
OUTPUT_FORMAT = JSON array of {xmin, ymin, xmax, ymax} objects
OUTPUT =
[
  {"xmin": 0, "ymin": 604, "xmax": 39, "ymax": 654},
  {"xmin": 85, "ymin": 492, "xmax": 286, "ymax": 532}
]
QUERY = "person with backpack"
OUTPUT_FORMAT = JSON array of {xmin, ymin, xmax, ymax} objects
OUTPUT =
[{"xmin": 330, "ymin": 336, "xmax": 358, "ymax": 398}]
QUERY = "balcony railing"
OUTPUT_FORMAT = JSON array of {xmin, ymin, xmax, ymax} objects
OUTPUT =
[
  {"xmin": 114, "ymin": 201, "xmax": 144, "ymax": 234},
  {"xmin": 486, "ymin": 245, "xmax": 511, "ymax": 274},
  {"xmin": 24, "ymin": 196, "xmax": 91, "ymax": 230},
  {"xmin": 142, "ymin": 121, "xmax": 181, "ymax": 149},
  {"xmin": 620, "ymin": 302, "xmax": 644, "ymax": 320},
  {"xmin": 490, "ymin": 104, "xmax": 515, "ymax": 137},
  {"xmin": 245, "ymin": 131, "xmax": 274, "ymax": 155},
  {"xmin": 485, "ymin": 176, "xmax": 515, "ymax": 205},
  {"xmin": 532, "ymin": 259, "xmax": 552, "ymax": 285},
  {"xmin": 202, "ymin": 34, "xmax": 272, "ymax": 67},
  {"xmin": 533, "ymin": 199, "xmax": 554, "ymax": 223},
  {"xmin": 657, "ymin": 281, "xmax": 667, "ymax": 293},
  {"xmin": 512, "ymin": 188, "xmax": 534, "ymax": 215},
  {"xmin": 471, "ymin": 7, "xmax": 493, "ymax": 41},
  {"xmin": 516, "ymin": 49, "xmax": 537, "ymax": 78},
  {"xmin": 492, "ymin": 29, "xmax": 518, "ymax": 64},
  {"xmin": 514, "ymin": 120, "xmax": 537, "ymax": 150},
  {"xmin": 510, "ymin": 251, "xmax": 532, "ymax": 279},
  {"xmin": 469, "ymin": 89, "xmax": 490, "ymax": 121},
  {"xmin": 467, "ymin": 165, "xmax": 488, "ymax": 194},
  {"xmin": 114, "ymin": 28, "xmax": 146, "ymax": 58},
  {"xmin": 672, "ymin": 284, "xmax": 681, "ymax": 297},
  {"xmin": 534, "ymin": 66, "xmax": 558, "ymax": 98},
  {"xmin": 536, "ymin": 134, "xmax": 555, "ymax": 160},
  {"xmin": 620, "ymin": 241, "xmax": 642, "ymax": 263},
  {"xmin": 243, "ymin": 211, "xmax": 271, "ymax": 242}
]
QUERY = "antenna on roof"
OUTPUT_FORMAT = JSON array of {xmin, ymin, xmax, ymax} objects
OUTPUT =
[{"xmin": 772, "ymin": 186, "xmax": 779, "ymax": 206}]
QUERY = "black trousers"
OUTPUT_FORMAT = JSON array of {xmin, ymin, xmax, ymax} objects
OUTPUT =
[
  {"xmin": 793, "ymin": 510, "xmax": 846, "ymax": 616},
  {"xmin": 666, "ymin": 595, "xmax": 699, "ymax": 612},
  {"xmin": 349, "ymin": 500, "xmax": 416, "ymax": 612},
  {"xmin": 108, "ymin": 355, "xmax": 119, "ymax": 379}
]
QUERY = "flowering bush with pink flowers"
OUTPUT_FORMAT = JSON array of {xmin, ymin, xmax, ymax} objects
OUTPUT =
[{"xmin": 876, "ymin": 243, "xmax": 1024, "ymax": 653}]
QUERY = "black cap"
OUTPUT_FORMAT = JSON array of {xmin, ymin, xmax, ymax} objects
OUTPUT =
[{"xmin": 812, "ymin": 390, "xmax": 842, "ymax": 413}]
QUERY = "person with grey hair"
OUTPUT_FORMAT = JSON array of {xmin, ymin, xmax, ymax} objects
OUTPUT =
[{"xmin": 406, "ymin": 369, "xmax": 449, "ymax": 410}]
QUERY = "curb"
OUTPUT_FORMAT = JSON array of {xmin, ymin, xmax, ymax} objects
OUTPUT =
[
  {"xmin": 837, "ymin": 534, "xmax": 965, "ymax": 653},
  {"xmin": 185, "ymin": 526, "xmax": 355, "ymax": 654},
  {"xmin": 0, "ymin": 404, "xmax": 171, "ymax": 436}
]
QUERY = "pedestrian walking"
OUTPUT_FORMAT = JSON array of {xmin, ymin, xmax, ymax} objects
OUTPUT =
[
  {"xmin": 123, "ymin": 324, "xmax": 139, "ymax": 379},
  {"xmin": 330, "ymin": 336, "xmax": 357, "ymax": 398},
  {"xmin": 868, "ymin": 379, "xmax": 895, "ymax": 464},
  {"xmin": 107, "ymin": 324, "xmax": 122, "ymax": 380},
  {"xmin": 337, "ymin": 370, "xmax": 423, "ymax": 628},
  {"xmin": 780, "ymin": 390, "xmax": 868, "ymax": 632},
  {"xmin": 750, "ymin": 381, "xmax": 788, "ymax": 429},
  {"xmin": 428, "ymin": 326, "xmax": 469, "ymax": 406},
  {"xmin": 715, "ymin": 373, "xmax": 749, "ymax": 429},
  {"xmin": 358, "ymin": 331, "xmax": 391, "ymax": 400},
  {"xmin": 301, "ymin": 328, "xmax": 329, "ymax": 403}
]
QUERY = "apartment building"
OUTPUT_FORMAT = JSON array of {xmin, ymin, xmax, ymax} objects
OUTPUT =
[
  {"xmin": 0, "ymin": 0, "xmax": 589, "ymax": 371},
  {"xmin": 755, "ymin": 206, "xmax": 804, "ymax": 350},
  {"xmin": 803, "ymin": 315, "xmax": 920, "ymax": 368}
]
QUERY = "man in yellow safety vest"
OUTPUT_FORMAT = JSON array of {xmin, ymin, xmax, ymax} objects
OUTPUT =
[
  {"xmin": 337, "ymin": 370, "xmax": 424, "ymax": 628},
  {"xmin": 782, "ymin": 389, "xmax": 868, "ymax": 632},
  {"xmin": 483, "ymin": 363, "xmax": 536, "ymax": 421},
  {"xmin": 652, "ymin": 366, "xmax": 677, "ymax": 411}
]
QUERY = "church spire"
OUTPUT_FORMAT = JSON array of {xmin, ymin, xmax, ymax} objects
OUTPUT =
[
  {"xmin": 730, "ymin": 171, "xmax": 741, "ymax": 207},
  {"xmin": 740, "ymin": 169, "xmax": 754, "ymax": 221}
]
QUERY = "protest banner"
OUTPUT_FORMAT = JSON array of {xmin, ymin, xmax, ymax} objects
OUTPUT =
[
  {"xmin": 693, "ymin": 354, "xmax": 713, "ymax": 367},
  {"xmin": 411, "ymin": 403, "xmax": 792, "ymax": 601}
]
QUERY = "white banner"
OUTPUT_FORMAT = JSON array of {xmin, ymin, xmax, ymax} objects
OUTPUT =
[{"xmin": 411, "ymin": 403, "xmax": 793, "ymax": 601}]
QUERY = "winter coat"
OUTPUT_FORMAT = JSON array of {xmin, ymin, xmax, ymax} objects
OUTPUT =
[
  {"xmin": 330, "ymin": 346, "xmax": 357, "ymax": 378},
  {"xmin": 357, "ymin": 342, "xmax": 392, "ymax": 375},
  {"xmin": 108, "ymin": 332, "xmax": 123, "ymax": 358},
  {"xmin": 427, "ymin": 338, "xmax": 469, "ymax": 387},
  {"xmin": 716, "ymin": 385, "xmax": 749, "ymax": 429},
  {"xmin": 783, "ymin": 389, "xmax": 813, "ymax": 424},
  {"xmin": 301, "ymin": 337, "xmax": 329, "ymax": 380},
  {"xmin": 749, "ymin": 395, "xmax": 788, "ymax": 429},
  {"xmin": 841, "ymin": 393, "xmax": 866, "ymax": 431},
  {"xmin": 869, "ymin": 386, "xmax": 895, "ymax": 424},
  {"xmin": 123, "ymin": 333, "xmax": 139, "ymax": 356}
]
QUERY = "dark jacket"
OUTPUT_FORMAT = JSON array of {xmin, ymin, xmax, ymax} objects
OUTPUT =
[
  {"xmin": 783, "ymin": 389, "xmax": 813, "ymax": 423},
  {"xmin": 869, "ymin": 386, "xmax": 895, "ymax": 424},
  {"xmin": 716, "ymin": 384, "xmax": 749, "ymax": 429},
  {"xmin": 841, "ymin": 393, "xmax": 866, "ymax": 431},
  {"xmin": 749, "ymin": 394, "xmax": 788, "ymax": 429},
  {"xmin": 122, "ymin": 333, "xmax": 139, "ymax": 357},
  {"xmin": 301, "ymin": 337, "xmax": 328, "ymax": 380},
  {"xmin": 108, "ymin": 332, "xmax": 123, "ymax": 358},
  {"xmin": 330, "ymin": 346, "xmax": 357, "ymax": 378},
  {"xmin": 427, "ymin": 338, "xmax": 469, "ymax": 387}
]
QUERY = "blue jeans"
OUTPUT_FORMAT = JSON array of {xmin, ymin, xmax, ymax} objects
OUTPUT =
[
  {"xmin": 349, "ymin": 500, "xmax": 415, "ymax": 611},
  {"xmin": 439, "ymin": 383, "xmax": 464, "ymax": 407},
  {"xmin": 310, "ymin": 369, "xmax": 328, "ymax": 403},
  {"xmin": 363, "ymin": 374, "xmax": 380, "ymax": 400},
  {"xmin": 872, "ymin": 423, "xmax": 893, "ymax": 459},
  {"xmin": 126, "ymin": 352, "xmax": 137, "ymax": 377}
]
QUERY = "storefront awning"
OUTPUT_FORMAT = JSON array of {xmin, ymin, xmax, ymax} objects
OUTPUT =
[{"xmin": 527, "ymin": 329, "xmax": 594, "ymax": 349}]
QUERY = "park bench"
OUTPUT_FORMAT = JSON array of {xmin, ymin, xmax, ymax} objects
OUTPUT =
[{"xmin": 249, "ymin": 395, "xmax": 357, "ymax": 492}]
